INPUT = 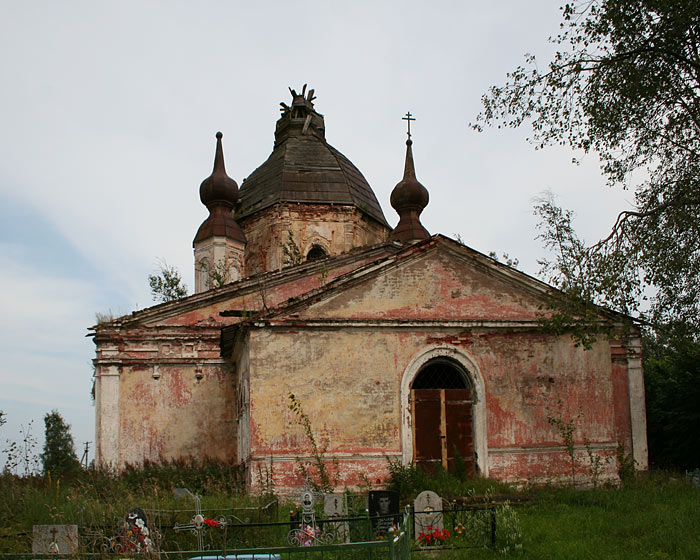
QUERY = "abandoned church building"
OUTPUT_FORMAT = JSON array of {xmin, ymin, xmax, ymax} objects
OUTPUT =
[{"xmin": 91, "ymin": 87, "xmax": 648, "ymax": 490}]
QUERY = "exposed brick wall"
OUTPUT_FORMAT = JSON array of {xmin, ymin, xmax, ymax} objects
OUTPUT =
[{"xmin": 239, "ymin": 204, "xmax": 389, "ymax": 275}]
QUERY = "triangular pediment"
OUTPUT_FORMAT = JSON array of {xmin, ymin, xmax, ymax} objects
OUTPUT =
[
  {"xmin": 269, "ymin": 237, "xmax": 555, "ymax": 323},
  {"xmin": 90, "ymin": 244, "xmax": 401, "ymax": 331}
]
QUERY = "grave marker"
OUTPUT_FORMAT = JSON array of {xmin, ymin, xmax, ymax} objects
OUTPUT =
[
  {"xmin": 368, "ymin": 490, "xmax": 399, "ymax": 535},
  {"xmin": 32, "ymin": 525, "xmax": 78, "ymax": 555},
  {"xmin": 324, "ymin": 493, "xmax": 349, "ymax": 542},
  {"xmin": 413, "ymin": 490, "xmax": 443, "ymax": 540}
]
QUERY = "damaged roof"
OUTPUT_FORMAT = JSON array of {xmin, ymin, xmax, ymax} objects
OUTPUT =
[{"xmin": 236, "ymin": 88, "xmax": 389, "ymax": 227}]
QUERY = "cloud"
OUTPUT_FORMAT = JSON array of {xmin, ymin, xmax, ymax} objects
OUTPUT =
[{"xmin": 0, "ymin": 249, "xmax": 100, "ymax": 457}]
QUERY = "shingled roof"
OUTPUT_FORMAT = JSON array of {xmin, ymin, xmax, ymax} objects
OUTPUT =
[{"xmin": 236, "ymin": 86, "xmax": 389, "ymax": 227}]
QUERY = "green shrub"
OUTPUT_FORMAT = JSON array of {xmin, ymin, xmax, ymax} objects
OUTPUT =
[{"xmin": 385, "ymin": 458, "xmax": 514, "ymax": 503}]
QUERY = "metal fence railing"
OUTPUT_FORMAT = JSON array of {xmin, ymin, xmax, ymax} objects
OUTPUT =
[
  {"xmin": 6, "ymin": 498, "xmax": 516, "ymax": 558},
  {"xmin": 3, "ymin": 509, "xmax": 414, "ymax": 560}
]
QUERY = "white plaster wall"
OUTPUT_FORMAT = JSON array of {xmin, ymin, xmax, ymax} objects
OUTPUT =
[
  {"xmin": 627, "ymin": 337, "xmax": 649, "ymax": 470},
  {"xmin": 95, "ymin": 365, "xmax": 120, "ymax": 467}
]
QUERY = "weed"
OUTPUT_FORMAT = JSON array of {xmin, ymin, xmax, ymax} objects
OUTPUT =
[
  {"xmin": 616, "ymin": 442, "xmax": 637, "ymax": 486},
  {"xmin": 287, "ymin": 393, "xmax": 338, "ymax": 492},
  {"xmin": 583, "ymin": 435, "xmax": 610, "ymax": 488},
  {"xmin": 495, "ymin": 501, "xmax": 523, "ymax": 555},
  {"xmin": 198, "ymin": 256, "xmax": 236, "ymax": 289},
  {"xmin": 281, "ymin": 230, "xmax": 302, "ymax": 267},
  {"xmin": 256, "ymin": 456, "xmax": 276, "ymax": 501},
  {"xmin": 546, "ymin": 401, "xmax": 579, "ymax": 487},
  {"xmin": 149, "ymin": 258, "xmax": 188, "ymax": 302},
  {"xmin": 4, "ymin": 421, "xmax": 39, "ymax": 476},
  {"xmin": 318, "ymin": 263, "xmax": 329, "ymax": 285},
  {"xmin": 95, "ymin": 310, "xmax": 115, "ymax": 324}
]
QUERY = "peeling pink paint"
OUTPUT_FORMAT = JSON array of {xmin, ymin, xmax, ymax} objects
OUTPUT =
[{"xmin": 93, "ymin": 235, "xmax": 646, "ymax": 490}]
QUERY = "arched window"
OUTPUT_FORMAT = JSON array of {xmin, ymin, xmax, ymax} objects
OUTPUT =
[
  {"xmin": 412, "ymin": 359, "xmax": 470, "ymax": 389},
  {"xmin": 306, "ymin": 245, "xmax": 328, "ymax": 262}
]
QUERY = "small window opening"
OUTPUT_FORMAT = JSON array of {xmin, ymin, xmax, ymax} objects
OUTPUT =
[{"xmin": 306, "ymin": 245, "xmax": 328, "ymax": 262}]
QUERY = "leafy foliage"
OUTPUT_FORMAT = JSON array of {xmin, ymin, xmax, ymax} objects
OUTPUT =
[
  {"xmin": 475, "ymin": 0, "xmax": 700, "ymax": 336},
  {"xmin": 40, "ymin": 411, "xmax": 80, "ymax": 476},
  {"xmin": 643, "ymin": 336, "xmax": 700, "ymax": 469},
  {"xmin": 495, "ymin": 502, "xmax": 524, "ymax": 555},
  {"xmin": 148, "ymin": 259, "xmax": 188, "ymax": 303},
  {"xmin": 4, "ymin": 421, "xmax": 39, "ymax": 476},
  {"xmin": 546, "ymin": 400, "xmax": 613, "ymax": 487},
  {"xmin": 615, "ymin": 442, "xmax": 637, "ymax": 485},
  {"xmin": 532, "ymin": 194, "xmax": 636, "ymax": 347}
]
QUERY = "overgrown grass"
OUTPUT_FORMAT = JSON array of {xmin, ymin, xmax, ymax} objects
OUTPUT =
[
  {"xmin": 416, "ymin": 473, "xmax": 700, "ymax": 559},
  {"xmin": 2, "ymin": 462, "xmax": 699, "ymax": 558},
  {"xmin": 514, "ymin": 477, "xmax": 700, "ymax": 559},
  {"xmin": 0, "ymin": 458, "xmax": 253, "ymax": 553}
]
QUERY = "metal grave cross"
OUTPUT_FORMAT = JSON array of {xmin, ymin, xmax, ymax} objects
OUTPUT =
[
  {"xmin": 288, "ymin": 478, "xmax": 326, "ymax": 546},
  {"xmin": 173, "ymin": 488, "xmax": 207, "ymax": 551}
]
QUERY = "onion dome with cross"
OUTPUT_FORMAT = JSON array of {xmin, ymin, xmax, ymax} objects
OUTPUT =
[{"xmin": 389, "ymin": 112, "xmax": 430, "ymax": 242}]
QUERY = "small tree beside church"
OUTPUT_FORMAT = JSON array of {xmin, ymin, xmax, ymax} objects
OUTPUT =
[
  {"xmin": 149, "ymin": 259, "xmax": 188, "ymax": 302},
  {"xmin": 40, "ymin": 411, "xmax": 80, "ymax": 475}
]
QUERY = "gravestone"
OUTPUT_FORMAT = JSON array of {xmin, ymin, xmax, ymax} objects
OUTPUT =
[
  {"xmin": 324, "ymin": 493, "xmax": 346, "ymax": 517},
  {"xmin": 413, "ymin": 490, "xmax": 443, "ymax": 539},
  {"xmin": 368, "ymin": 490, "xmax": 399, "ymax": 535},
  {"xmin": 32, "ymin": 525, "xmax": 79, "ymax": 555},
  {"xmin": 324, "ymin": 493, "xmax": 349, "ymax": 542}
]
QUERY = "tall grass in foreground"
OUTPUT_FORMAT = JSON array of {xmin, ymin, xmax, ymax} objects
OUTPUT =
[
  {"xmin": 0, "ymin": 457, "xmax": 251, "ymax": 553},
  {"xmin": 2, "ymin": 460, "xmax": 699, "ymax": 558}
]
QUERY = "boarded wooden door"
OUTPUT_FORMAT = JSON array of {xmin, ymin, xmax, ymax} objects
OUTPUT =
[{"xmin": 412, "ymin": 388, "xmax": 474, "ymax": 475}]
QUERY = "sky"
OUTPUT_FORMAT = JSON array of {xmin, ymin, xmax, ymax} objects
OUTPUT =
[{"xmin": 0, "ymin": 0, "xmax": 634, "ymax": 470}]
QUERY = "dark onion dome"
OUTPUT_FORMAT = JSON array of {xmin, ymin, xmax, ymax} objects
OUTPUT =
[
  {"xmin": 193, "ymin": 132, "xmax": 246, "ymax": 245},
  {"xmin": 389, "ymin": 139, "xmax": 430, "ymax": 242},
  {"xmin": 199, "ymin": 131, "xmax": 238, "ymax": 206},
  {"xmin": 236, "ymin": 86, "xmax": 389, "ymax": 227}
]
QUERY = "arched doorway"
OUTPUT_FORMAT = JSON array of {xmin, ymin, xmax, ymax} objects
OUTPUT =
[{"xmin": 411, "ymin": 358, "xmax": 475, "ymax": 476}]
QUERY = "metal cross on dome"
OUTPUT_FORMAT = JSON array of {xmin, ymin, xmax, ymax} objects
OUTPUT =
[{"xmin": 402, "ymin": 111, "xmax": 416, "ymax": 139}]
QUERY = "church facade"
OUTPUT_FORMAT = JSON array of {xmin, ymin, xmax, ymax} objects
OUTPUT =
[{"xmin": 91, "ymin": 87, "xmax": 648, "ymax": 490}]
